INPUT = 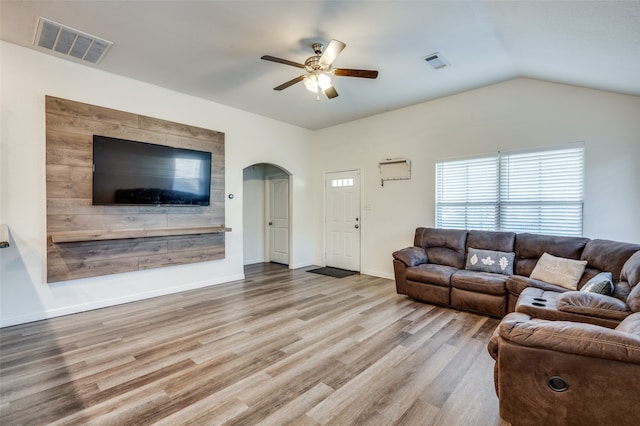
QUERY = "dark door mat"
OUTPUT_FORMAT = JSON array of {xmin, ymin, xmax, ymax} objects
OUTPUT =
[{"xmin": 307, "ymin": 267, "xmax": 359, "ymax": 278}]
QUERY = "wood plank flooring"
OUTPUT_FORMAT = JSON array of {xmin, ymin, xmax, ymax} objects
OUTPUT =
[{"xmin": 0, "ymin": 263, "xmax": 505, "ymax": 425}]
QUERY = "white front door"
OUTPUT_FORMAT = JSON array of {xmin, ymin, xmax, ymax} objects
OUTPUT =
[
  {"xmin": 325, "ymin": 170, "xmax": 361, "ymax": 271},
  {"xmin": 269, "ymin": 177, "xmax": 289, "ymax": 265}
]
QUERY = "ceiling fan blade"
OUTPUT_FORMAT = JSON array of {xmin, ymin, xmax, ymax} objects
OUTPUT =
[
  {"xmin": 261, "ymin": 55, "xmax": 306, "ymax": 69},
  {"xmin": 273, "ymin": 75, "xmax": 305, "ymax": 91},
  {"xmin": 324, "ymin": 86, "xmax": 339, "ymax": 99},
  {"xmin": 319, "ymin": 39, "xmax": 346, "ymax": 66},
  {"xmin": 333, "ymin": 68, "xmax": 379, "ymax": 79}
]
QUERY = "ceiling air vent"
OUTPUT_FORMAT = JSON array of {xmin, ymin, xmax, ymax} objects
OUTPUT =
[
  {"xmin": 33, "ymin": 17, "xmax": 113, "ymax": 64},
  {"xmin": 422, "ymin": 53, "xmax": 449, "ymax": 70}
]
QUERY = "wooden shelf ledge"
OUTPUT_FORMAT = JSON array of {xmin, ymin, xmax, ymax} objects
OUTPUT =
[{"xmin": 49, "ymin": 226, "xmax": 232, "ymax": 243}]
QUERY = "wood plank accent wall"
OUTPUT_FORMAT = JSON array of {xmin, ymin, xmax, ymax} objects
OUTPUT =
[{"xmin": 45, "ymin": 96, "xmax": 226, "ymax": 283}]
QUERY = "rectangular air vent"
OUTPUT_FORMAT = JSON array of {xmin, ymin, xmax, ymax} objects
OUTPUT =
[
  {"xmin": 34, "ymin": 17, "xmax": 112, "ymax": 64},
  {"xmin": 422, "ymin": 52, "xmax": 449, "ymax": 70}
]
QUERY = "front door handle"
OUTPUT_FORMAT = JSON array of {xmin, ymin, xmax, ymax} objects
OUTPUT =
[{"xmin": 355, "ymin": 224, "xmax": 359, "ymax": 229}]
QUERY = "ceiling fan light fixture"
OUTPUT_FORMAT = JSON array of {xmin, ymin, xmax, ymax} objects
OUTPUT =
[
  {"xmin": 303, "ymin": 74, "xmax": 318, "ymax": 92},
  {"xmin": 303, "ymin": 72, "xmax": 332, "ymax": 94},
  {"xmin": 261, "ymin": 38, "xmax": 376, "ymax": 100},
  {"xmin": 318, "ymin": 73, "xmax": 332, "ymax": 91}
]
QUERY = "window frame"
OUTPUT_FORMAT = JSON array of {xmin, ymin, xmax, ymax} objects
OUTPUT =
[{"xmin": 435, "ymin": 144, "xmax": 585, "ymax": 236}]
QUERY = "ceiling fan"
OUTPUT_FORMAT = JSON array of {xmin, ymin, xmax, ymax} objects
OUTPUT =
[{"xmin": 261, "ymin": 39, "xmax": 378, "ymax": 100}]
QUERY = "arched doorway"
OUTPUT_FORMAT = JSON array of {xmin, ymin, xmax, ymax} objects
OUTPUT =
[{"xmin": 242, "ymin": 163, "xmax": 291, "ymax": 266}]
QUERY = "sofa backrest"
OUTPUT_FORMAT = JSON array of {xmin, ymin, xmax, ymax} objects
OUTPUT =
[
  {"xmin": 414, "ymin": 227, "xmax": 467, "ymax": 269},
  {"xmin": 622, "ymin": 251, "xmax": 640, "ymax": 288},
  {"xmin": 513, "ymin": 233, "xmax": 590, "ymax": 277},
  {"xmin": 616, "ymin": 312, "xmax": 640, "ymax": 334},
  {"xmin": 581, "ymin": 240, "xmax": 640, "ymax": 282},
  {"xmin": 621, "ymin": 251, "xmax": 640, "ymax": 312},
  {"xmin": 412, "ymin": 228, "xmax": 639, "ymax": 290},
  {"xmin": 466, "ymin": 230, "xmax": 516, "ymax": 253}
]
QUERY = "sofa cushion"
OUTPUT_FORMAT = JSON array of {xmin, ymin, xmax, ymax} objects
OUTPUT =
[
  {"xmin": 497, "ymin": 315, "xmax": 640, "ymax": 364},
  {"xmin": 506, "ymin": 275, "xmax": 569, "ymax": 296},
  {"xmin": 628, "ymin": 284, "xmax": 640, "ymax": 313},
  {"xmin": 616, "ymin": 312, "xmax": 640, "ymax": 336},
  {"xmin": 414, "ymin": 228, "xmax": 467, "ymax": 269},
  {"xmin": 530, "ymin": 252, "xmax": 587, "ymax": 290},
  {"xmin": 514, "ymin": 233, "xmax": 589, "ymax": 277},
  {"xmin": 616, "ymin": 313, "xmax": 640, "ymax": 335},
  {"xmin": 465, "ymin": 247, "xmax": 515, "ymax": 275},
  {"xmin": 406, "ymin": 263, "xmax": 457, "ymax": 287},
  {"xmin": 515, "ymin": 288, "xmax": 622, "ymax": 328},
  {"xmin": 621, "ymin": 251, "xmax": 640, "ymax": 288},
  {"xmin": 451, "ymin": 287, "xmax": 506, "ymax": 317},
  {"xmin": 466, "ymin": 230, "xmax": 515, "ymax": 253},
  {"xmin": 451, "ymin": 269, "xmax": 507, "ymax": 295},
  {"xmin": 557, "ymin": 291, "xmax": 631, "ymax": 321},
  {"xmin": 581, "ymin": 240, "xmax": 640, "ymax": 282},
  {"xmin": 580, "ymin": 272, "xmax": 614, "ymax": 295}
]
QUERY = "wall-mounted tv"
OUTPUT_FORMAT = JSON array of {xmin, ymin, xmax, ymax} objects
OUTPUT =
[{"xmin": 92, "ymin": 135, "xmax": 212, "ymax": 206}]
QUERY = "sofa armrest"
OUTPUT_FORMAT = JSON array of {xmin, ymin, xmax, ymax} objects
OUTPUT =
[
  {"xmin": 498, "ymin": 316, "xmax": 640, "ymax": 364},
  {"xmin": 556, "ymin": 291, "xmax": 631, "ymax": 321},
  {"xmin": 488, "ymin": 312, "xmax": 531, "ymax": 360},
  {"xmin": 392, "ymin": 246, "xmax": 428, "ymax": 267}
]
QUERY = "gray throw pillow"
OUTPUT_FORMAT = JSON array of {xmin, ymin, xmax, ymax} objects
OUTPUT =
[
  {"xmin": 581, "ymin": 272, "xmax": 614, "ymax": 296},
  {"xmin": 465, "ymin": 247, "xmax": 515, "ymax": 275}
]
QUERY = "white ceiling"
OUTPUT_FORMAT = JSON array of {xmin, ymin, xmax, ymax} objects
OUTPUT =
[{"xmin": 2, "ymin": 1, "xmax": 639, "ymax": 130}]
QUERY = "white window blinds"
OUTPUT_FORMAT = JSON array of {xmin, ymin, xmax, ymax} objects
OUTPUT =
[
  {"xmin": 499, "ymin": 147, "xmax": 584, "ymax": 236},
  {"xmin": 436, "ymin": 145, "xmax": 584, "ymax": 236},
  {"xmin": 435, "ymin": 155, "xmax": 498, "ymax": 230}
]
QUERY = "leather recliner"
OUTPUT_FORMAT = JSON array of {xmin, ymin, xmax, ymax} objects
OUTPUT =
[{"xmin": 487, "ymin": 312, "xmax": 640, "ymax": 426}]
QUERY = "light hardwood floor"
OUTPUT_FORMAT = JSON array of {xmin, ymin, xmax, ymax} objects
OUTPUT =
[{"xmin": 1, "ymin": 263, "xmax": 505, "ymax": 425}]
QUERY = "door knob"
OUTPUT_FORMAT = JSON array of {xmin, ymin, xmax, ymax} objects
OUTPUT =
[
  {"xmin": 269, "ymin": 222, "xmax": 273, "ymax": 226},
  {"xmin": 355, "ymin": 224, "xmax": 359, "ymax": 229}
]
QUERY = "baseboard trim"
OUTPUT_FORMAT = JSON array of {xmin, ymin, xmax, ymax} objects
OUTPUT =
[
  {"xmin": 360, "ymin": 269, "xmax": 395, "ymax": 280},
  {"xmin": 0, "ymin": 273, "xmax": 245, "ymax": 328},
  {"xmin": 290, "ymin": 261, "xmax": 314, "ymax": 269}
]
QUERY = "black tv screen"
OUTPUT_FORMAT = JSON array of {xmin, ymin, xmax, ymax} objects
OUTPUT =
[{"xmin": 92, "ymin": 135, "xmax": 212, "ymax": 206}]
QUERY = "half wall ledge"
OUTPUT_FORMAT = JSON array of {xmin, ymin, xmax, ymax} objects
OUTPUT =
[{"xmin": 49, "ymin": 226, "xmax": 232, "ymax": 244}]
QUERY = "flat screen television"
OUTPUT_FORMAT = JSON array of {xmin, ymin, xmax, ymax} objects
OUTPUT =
[{"xmin": 92, "ymin": 135, "xmax": 212, "ymax": 206}]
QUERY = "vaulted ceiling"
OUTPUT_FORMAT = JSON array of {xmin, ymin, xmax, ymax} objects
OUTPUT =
[{"xmin": 1, "ymin": 1, "xmax": 639, "ymax": 130}]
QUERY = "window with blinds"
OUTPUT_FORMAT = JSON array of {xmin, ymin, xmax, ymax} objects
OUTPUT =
[{"xmin": 435, "ymin": 145, "xmax": 584, "ymax": 236}]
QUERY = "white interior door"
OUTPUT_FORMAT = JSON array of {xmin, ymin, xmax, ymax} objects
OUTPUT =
[
  {"xmin": 325, "ymin": 170, "xmax": 361, "ymax": 271},
  {"xmin": 269, "ymin": 177, "xmax": 289, "ymax": 265}
]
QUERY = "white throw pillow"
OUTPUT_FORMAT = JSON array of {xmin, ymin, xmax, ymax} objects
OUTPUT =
[{"xmin": 530, "ymin": 252, "xmax": 588, "ymax": 290}]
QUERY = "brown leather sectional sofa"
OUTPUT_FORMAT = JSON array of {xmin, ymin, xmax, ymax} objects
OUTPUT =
[
  {"xmin": 392, "ymin": 227, "xmax": 640, "ymax": 321},
  {"xmin": 393, "ymin": 227, "xmax": 640, "ymax": 425}
]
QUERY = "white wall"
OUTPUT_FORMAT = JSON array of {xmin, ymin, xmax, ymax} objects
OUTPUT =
[
  {"xmin": 0, "ymin": 42, "xmax": 314, "ymax": 327},
  {"xmin": 243, "ymin": 165, "xmax": 267, "ymax": 265},
  {"xmin": 311, "ymin": 78, "xmax": 640, "ymax": 279}
]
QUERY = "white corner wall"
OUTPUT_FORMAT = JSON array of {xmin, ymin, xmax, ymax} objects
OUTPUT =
[
  {"xmin": 0, "ymin": 41, "xmax": 314, "ymax": 327},
  {"xmin": 243, "ymin": 165, "xmax": 267, "ymax": 265},
  {"xmin": 311, "ymin": 78, "xmax": 640, "ymax": 279}
]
